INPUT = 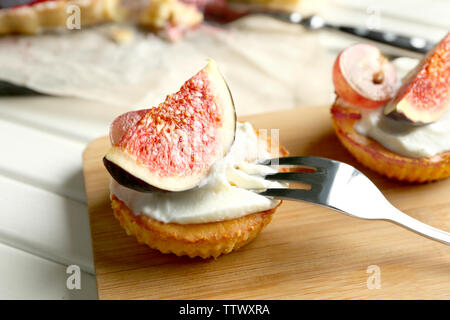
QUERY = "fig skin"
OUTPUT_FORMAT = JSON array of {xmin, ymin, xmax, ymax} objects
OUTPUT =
[
  {"xmin": 103, "ymin": 158, "xmax": 168, "ymax": 193},
  {"xmin": 104, "ymin": 59, "xmax": 237, "ymax": 193},
  {"xmin": 384, "ymin": 33, "xmax": 450, "ymax": 124}
]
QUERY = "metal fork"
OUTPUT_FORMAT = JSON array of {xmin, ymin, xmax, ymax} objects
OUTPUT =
[{"xmin": 259, "ymin": 156, "xmax": 450, "ymax": 245}]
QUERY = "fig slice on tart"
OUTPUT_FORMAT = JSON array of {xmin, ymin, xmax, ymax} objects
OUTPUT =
[
  {"xmin": 384, "ymin": 33, "xmax": 450, "ymax": 124},
  {"xmin": 104, "ymin": 59, "xmax": 236, "ymax": 192},
  {"xmin": 332, "ymin": 43, "xmax": 397, "ymax": 109}
]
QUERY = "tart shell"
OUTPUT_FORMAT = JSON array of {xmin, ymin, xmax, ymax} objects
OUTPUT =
[
  {"xmin": 111, "ymin": 195, "xmax": 280, "ymax": 259},
  {"xmin": 331, "ymin": 101, "xmax": 450, "ymax": 182},
  {"xmin": 110, "ymin": 131, "xmax": 289, "ymax": 258}
]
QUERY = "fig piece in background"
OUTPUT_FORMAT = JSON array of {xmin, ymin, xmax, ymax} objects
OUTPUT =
[
  {"xmin": 384, "ymin": 33, "xmax": 450, "ymax": 124},
  {"xmin": 332, "ymin": 43, "xmax": 397, "ymax": 109},
  {"xmin": 104, "ymin": 59, "xmax": 236, "ymax": 192}
]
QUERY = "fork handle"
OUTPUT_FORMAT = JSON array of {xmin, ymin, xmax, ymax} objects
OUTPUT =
[{"xmin": 387, "ymin": 208, "xmax": 450, "ymax": 245}]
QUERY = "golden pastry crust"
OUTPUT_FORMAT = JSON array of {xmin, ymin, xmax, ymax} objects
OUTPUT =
[
  {"xmin": 331, "ymin": 101, "xmax": 450, "ymax": 182},
  {"xmin": 0, "ymin": 0, "xmax": 121, "ymax": 35},
  {"xmin": 112, "ymin": 195, "xmax": 280, "ymax": 258},
  {"xmin": 110, "ymin": 131, "xmax": 289, "ymax": 258}
]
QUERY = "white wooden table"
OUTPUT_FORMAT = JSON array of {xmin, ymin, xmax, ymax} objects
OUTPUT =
[{"xmin": 0, "ymin": 0, "xmax": 448, "ymax": 299}]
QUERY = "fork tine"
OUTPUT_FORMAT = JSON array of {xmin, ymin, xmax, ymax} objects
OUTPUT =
[
  {"xmin": 265, "ymin": 172, "xmax": 326, "ymax": 186},
  {"xmin": 259, "ymin": 188, "xmax": 319, "ymax": 203},
  {"xmin": 260, "ymin": 156, "xmax": 334, "ymax": 170},
  {"xmin": 260, "ymin": 157, "xmax": 450, "ymax": 246}
]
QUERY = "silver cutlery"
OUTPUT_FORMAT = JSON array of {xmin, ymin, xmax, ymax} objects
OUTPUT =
[
  {"xmin": 265, "ymin": 12, "xmax": 434, "ymax": 54},
  {"xmin": 205, "ymin": 6, "xmax": 435, "ymax": 54},
  {"xmin": 260, "ymin": 156, "xmax": 450, "ymax": 245}
]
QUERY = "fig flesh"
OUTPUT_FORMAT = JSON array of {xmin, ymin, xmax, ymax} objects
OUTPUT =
[
  {"xmin": 332, "ymin": 43, "xmax": 397, "ymax": 109},
  {"xmin": 104, "ymin": 59, "xmax": 236, "ymax": 192},
  {"xmin": 384, "ymin": 33, "xmax": 450, "ymax": 124}
]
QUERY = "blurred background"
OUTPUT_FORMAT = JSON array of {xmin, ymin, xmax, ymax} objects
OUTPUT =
[{"xmin": 0, "ymin": 0, "xmax": 448, "ymax": 299}]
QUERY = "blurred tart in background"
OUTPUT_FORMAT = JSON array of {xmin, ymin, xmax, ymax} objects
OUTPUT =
[
  {"xmin": 139, "ymin": 0, "xmax": 203, "ymax": 41},
  {"xmin": 0, "ymin": 0, "xmax": 316, "ymax": 39},
  {"xmin": 0, "ymin": 0, "xmax": 121, "ymax": 35},
  {"xmin": 331, "ymin": 34, "xmax": 450, "ymax": 183}
]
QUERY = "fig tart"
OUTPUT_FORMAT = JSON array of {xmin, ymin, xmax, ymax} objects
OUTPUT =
[
  {"xmin": 331, "ymin": 34, "xmax": 450, "ymax": 182},
  {"xmin": 104, "ymin": 59, "xmax": 288, "ymax": 258}
]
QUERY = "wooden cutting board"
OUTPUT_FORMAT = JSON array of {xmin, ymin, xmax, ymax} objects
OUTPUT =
[{"xmin": 82, "ymin": 106, "xmax": 450, "ymax": 300}]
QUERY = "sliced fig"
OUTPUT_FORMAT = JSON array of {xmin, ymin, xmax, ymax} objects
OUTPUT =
[
  {"xmin": 104, "ymin": 59, "xmax": 236, "ymax": 192},
  {"xmin": 384, "ymin": 33, "xmax": 450, "ymax": 124},
  {"xmin": 333, "ymin": 43, "xmax": 397, "ymax": 109}
]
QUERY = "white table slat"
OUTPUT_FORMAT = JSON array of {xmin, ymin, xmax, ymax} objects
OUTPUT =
[
  {"xmin": 0, "ymin": 174, "xmax": 94, "ymax": 274},
  {"xmin": 0, "ymin": 118, "xmax": 88, "ymax": 203},
  {"xmin": 0, "ymin": 242, "xmax": 96, "ymax": 299},
  {"xmin": 0, "ymin": 96, "xmax": 128, "ymax": 143}
]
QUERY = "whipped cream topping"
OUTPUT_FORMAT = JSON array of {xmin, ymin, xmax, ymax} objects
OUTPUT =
[
  {"xmin": 111, "ymin": 122, "xmax": 285, "ymax": 224},
  {"xmin": 355, "ymin": 108, "xmax": 450, "ymax": 158},
  {"xmin": 353, "ymin": 58, "xmax": 450, "ymax": 158}
]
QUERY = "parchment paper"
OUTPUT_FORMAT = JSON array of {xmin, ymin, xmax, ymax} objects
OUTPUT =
[{"xmin": 0, "ymin": 16, "xmax": 335, "ymax": 116}]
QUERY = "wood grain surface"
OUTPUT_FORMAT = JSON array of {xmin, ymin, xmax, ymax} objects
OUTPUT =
[{"xmin": 82, "ymin": 106, "xmax": 450, "ymax": 300}]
